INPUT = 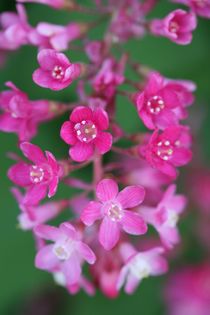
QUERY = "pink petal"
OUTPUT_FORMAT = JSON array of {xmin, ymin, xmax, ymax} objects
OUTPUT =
[
  {"xmin": 60, "ymin": 121, "xmax": 77, "ymax": 145},
  {"xmin": 48, "ymin": 176, "xmax": 59, "ymax": 198},
  {"xmin": 45, "ymin": 151, "xmax": 59, "ymax": 173},
  {"xmin": 8, "ymin": 162, "xmax": 31, "ymax": 186},
  {"xmin": 99, "ymin": 217, "xmax": 120, "ymax": 250},
  {"xmin": 77, "ymin": 241, "xmax": 96, "ymax": 264},
  {"xmin": 23, "ymin": 184, "xmax": 48, "ymax": 205},
  {"xmin": 116, "ymin": 185, "xmax": 145, "ymax": 209},
  {"xmin": 125, "ymin": 273, "xmax": 140, "ymax": 294},
  {"xmin": 96, "ymin": 178, "xmax": 119, "ymax": 202},
  {"xmin": 59, "ymin": 222, "xmax": 76, "ymax": 239},
  {"xmin": 93, "ymin": 108, "xmax": 109, "ymax": 130},
  {"xmin": 34, "ymin": 224, "xmax": 62, "ymax": 241},
  {"xmin": 171, "ymin": 148, "xmax": 192, "ymax": 166},
  {"xmin": 35, "ymin": 244, "xmax": 58, "ymax": 270},
  {"xmin": 20, "ymin": 142, "xmax": 46, "ymax": 164},
  {"xmin": 37, "ymin": 49, "xmax": 70, "ymax": 70},
  {"xmin": 62, "ymin": 253, "xmax": 81, "ymax": 285},
  {"xmin": 70, "ymin": 106, "xmax": 93, "ymax": 123},
  {"xmin": 121, "ymin": 211, "xmax": 147, "ymax": 235},
  {"xmin": 33, "ymin": 68, "xmax": 70, "ymax": 91},
  {"xmin": 69, "ymin": 142, "xmax": 94, "ymax": 162},
  {"xmin": 145, "ymin": 72, "xmax": 163, "ymax": 95},
  {"xmin": 0, "ymin": 113, "xmax": 20, "ymax": 132},
  {"xmin": 81, "ymin": 201, "xmax": 102, "ymax": 226},
  {"xmin": 94, "ymin": 131, "xmax": 112, "ymax": 154}
]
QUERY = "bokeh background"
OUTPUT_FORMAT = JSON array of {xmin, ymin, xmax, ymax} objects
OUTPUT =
[{"xmin": 0, "ymin": 0, "xmax": 210, "ymax": 314}]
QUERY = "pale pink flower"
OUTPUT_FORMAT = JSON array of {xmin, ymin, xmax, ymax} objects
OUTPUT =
[
  {"xmin": 17, "ymin": 0, "xmax": 66, "ymax": 9},
  {"xmin": 171, "ymin": 0, "xmax": 210, "ymax": 19},
  {"xmin": 165, "ymin": 264, "xmax": 210, "ymax": 315},
  {"xmin": 60, "ymin": 106, "xmax": 112, "ymax": 162},
  {"xmin": 81, "ymin": 178, "xmax": 147, "ymax": 250},
  {"xmin": 0, "ymin": 82, "xmax": 54, "ymax": 141},
  {"xmin": 33, "ymin": 49, "xmax": 81, "ymax": 90},
  {"xmin": 139, "ymin": 126, "xmax": 192, "ymax": 178},
  {"xmin": 150, "ymin": 9, "xmax": 197, "ymax": 45},
  {"xmin": 117, "ymin": 243, "xmax": 168, "ymax": 294},
  {"xmin": 34, "ymin": 222, "xmax": 96, "ymax": 286},
  {"xmin": 141, "ymin": 185, "xmax": 187, "ymax": 248},
  {"xmin": 134, "ymin": 72, "xmax": 195, "ymax": 130},
  {"xmin": 8, "ymin": 142, "xmax": 62, "ymax": 205},
  {"xmin": 11, "ymin": 188, "xmax": 68, "ymax": 230}
]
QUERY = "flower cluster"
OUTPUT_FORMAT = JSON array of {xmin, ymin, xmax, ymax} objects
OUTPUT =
[{"xmin": 1, "ymin": 0, "xmax": 208, "ymax": 298}]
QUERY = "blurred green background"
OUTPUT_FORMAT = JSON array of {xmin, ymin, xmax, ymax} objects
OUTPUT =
[{"xmin": 0, "ymin": 0, "xmax": 210, "ymax": 314}]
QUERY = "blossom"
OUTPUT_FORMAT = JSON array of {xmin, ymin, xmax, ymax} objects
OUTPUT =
[
  {"xmin": 150, "ymin": 9, "xmax": 197, "ymax": 45},
  {"xmin": 141, "ymin": 185, "xmax": 187, "ymax": 248},
  {"xmin": 34, "ymin": 222, "xmax": 96, "ymax": 286},
  {"xmin": 171, "ymin": 0, "xmax": 210, "ymax": 19},
  {"xmin": 139, "ymin": 126, "xmax": 192, "ymax": 178},
  {"xmin": 117, "ymin": 243, "xmax": 168, "ymax": 294},
  {"xmin": 60, "ymin": 106, "xmax": 112, "ymax": 162},
  {"xmin": 134, "ymin": 72, "xmax": 194, "ymax": 130},
  {"xmin": 81, "ymin": 178, "xmax": 147, "ymax": 250},
  {"xmin": 0, "ymin": 5, "xmax": 31, "ymax": 50},
  {"xmin": 0, "ymin": 82, "xmax": 54, "ymax": 141},
  {"xmin": 29, "ymin": 22, "xmax": 86, "ymax": 51},
  {"xmin": 8, "ymin": 142, "xmax": 62, "ymax": 205},
  {"xmin": 33, "ymin": 49, "xmax": 81, "ymax": 90}
]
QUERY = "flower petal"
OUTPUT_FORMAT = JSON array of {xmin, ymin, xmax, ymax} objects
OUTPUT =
[
  {"xmin": 60, "ymin": 121, "xmax": 77, "ymax": 145},
  {"xmin": 81, "ymin": 201, "xmax": 102, "ymax": 226},
  {"xmin": 35, "ymin": 244, "xmax": 59, "ymax": 270},
  {"xmin": 34, "ymin": 224, "xmax": 62, "ymax": 241},
  {"xmin": 94, "ymin": 131, "xmax": 112, "ymax": 154},
  {"xmin": 62, "ymin": 253, "xmax": 81, "ymax": 285},
  {"xmin": 69, "ymin": 142, "xmax": 94, "ymax": 162},
  {"xmin": 8, "ymin": 162, "xmax": 31, "ymax": 186},
  {"xmin": 20, "ymin": 142, "xmax": 46, "ymax": 164},
  {"xmin": 77, "ymin": 241, "xmax": 96, "ymax": 264},
  {"xmin": 99, "ymin": 217, "xmax": 120, "ymax": 250},
  {"xmin": 121, "ymin": 211, "xmax": 147, "ymax": 235},
  {"xmin": 70, "ymin": 106, "xmax": 93, "ymax": 123},
  {"xmin": 96, "ymin": 178, "xmax": 119, "ymax": 202},
  {"xmin": 116, "ymin": 185, "xmax": 145, "ymax": 209},
  {"xmin": 23, "ymin": 184, "xmax": 48, "ymax": 205},
  {"xmin": 93, "ymin": 108, "xmax": 109, "ymax": 130}
]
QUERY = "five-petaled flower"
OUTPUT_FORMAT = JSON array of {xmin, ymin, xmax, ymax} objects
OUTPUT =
[
  {"xmin": 60, "ymin": 106, "xmax": 113, "ymax": 162},
  {"xmin": 81, "ymin": 178, "xmax": 147, "ymax": 250}
]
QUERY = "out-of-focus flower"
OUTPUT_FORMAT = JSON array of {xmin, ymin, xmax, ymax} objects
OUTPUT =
[
  {"xmin": 8, "ymin": 142, "xmax": 62, "ymax": 205},
  {"xmin": 150, "ymin": 9, "xmax": 197, "ymax": 45},
  {"xmin": 81, "ymin": 178, "xmax": 147, "ymax": 250},
  {"xmin": 60, "ymin": 106, "xmax": 112, "ymax": 162},
  {"xmin": 33, "ymin": 49, "xmax": 81, "ymax": 90},
  {"xmin": 171, "ymin": 0, "xmax": 210, "ymax": 19}
]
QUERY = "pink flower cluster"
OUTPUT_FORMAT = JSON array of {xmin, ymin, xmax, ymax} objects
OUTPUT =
[{"xmin": 1, "ymin": 0, "xmax": 205, "ymax": 298}]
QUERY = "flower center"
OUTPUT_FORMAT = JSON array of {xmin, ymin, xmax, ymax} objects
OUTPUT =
[
  {"xmin": 130, "ymin": 256, "xmax": 151, "ymax": 279},
  {"xmin": 74, "ymin": 120, "xmax": 97, "ymax": 143},
  {"xmin": 169, "ymin": 21, "xmax": 179, "ymax": 33},
  {"xmin": 166, "ymin": 210, "xmax": 179, "ymax": 228},
  {"xmin": 156, "ymin": 140, "xmax": 174, "ymax": 161},
  {"xmin": 30, "ymin": 165, "xmax": 44, "ymax": 183},
  {"xmin": 53, "ymin": 245, "xmax": 70, "ymax": 260},
  {"xmin": 107, "ymin": 203, "xmax": 123, "ymax": 222},
  {"xmin": 52, "ymin": 65, "xmax": 64, "ymax": 80},
  {"xmin": 147, "ymin": 95, "xmax": 165, "ymax": 114}
]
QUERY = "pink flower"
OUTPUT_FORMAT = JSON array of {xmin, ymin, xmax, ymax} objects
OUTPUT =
[
  {"xmin": 17, "ymin": 0, "xmax": 66, "ymax": 9},
  {"xmin": 33, "ymin": 49, "xmax": 81, "ymax": 90},
  {"xmin": 140, "ymin": 126, "xmax": 192, "ymax": 178},
  {"xmin": 81, "ymin": 178, "xmax": 147, "ymax": 250},
  {"xmin": 171, "ymin": 0, "xmax": 210, "ymax": 19},
  {"xmin": 150, "ymin": 9, "xmax": 197, "ymax": 45},
  {"xmin": 11, "ymin": 188, "xmax": 68, "ymax": 230},
  {"xmin": 165, "ymin": 264, "xmax": 210, "ymax": 315},
  {"xmin": 0, "ymin": 5, "xmax": 31, "ymax": 50},
  {"xmin": 60, "ymin": 106, "xmax": 112, "ymax": 162},
  {"xmin": 0, "ymin": 82, "xmax": 54, "ymax": 141},
  {"xmin": 8, "ymin": 142, "xmax": 62, "ymax": 205},
  {"xmin": 117, "ymin": 243, "xmax": 168, "ymax": 294},
  {"xmin": 141, "ymin": 185, "xmax": 187, "ymax": 248},
  {"xmin": 34, "ymin": 222, "xmax": 96, "ymax": 286},
  {"xmin": 29, "ymin": 22, "xmax": 85, "ymax": 51},
  {"xmin": 134, "ymin": 72, "xmax": 194, "ymax": 130}
]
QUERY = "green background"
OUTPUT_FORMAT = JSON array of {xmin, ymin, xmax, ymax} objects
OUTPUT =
[{"xmin": 0, "ymin": 1, "xmax": 210, "ymax": 314}]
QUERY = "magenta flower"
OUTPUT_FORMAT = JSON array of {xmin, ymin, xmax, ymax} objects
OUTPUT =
[
  {"xmin": 141, "ymin": 185, "xmax": 187, "ymax": 248},
  {"xmin": 81, "ymin": 178, "xmax": 147, "ymax": 250},
  {"xmin": 171, "ymin": 0, "xmax": 210, "ymax": 19},
  {"xmin": 150, "ymin": 9, "xmax": 197, "ymax": 45},
  {"xmin": 8, "ymin": 142, "xmax": 61, "ymax": 205},
  {"xmin": 0, "ymin": 82, "xmax": 53, "ymax": 141},
  {"xmin": 60, "ymin": 106, "xmax": 112, "ymax": 162},
  {"xmin": 33, "ymin": 49, "xmax": 81, "ymax": 90},
  {"xmin": 140, "ymin": 126, "xmax": 192, "ymax": 178},
  {"xmin": 34, "ymin": 222, "xmax": 96, "ymax": 286},
  {"xmin": 117, "ymin": 244, "xmax": 168, "ymax": 294},
  {"xmin": 134, "ymin": 72, "xmax": 194, "ymax": 130}
]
